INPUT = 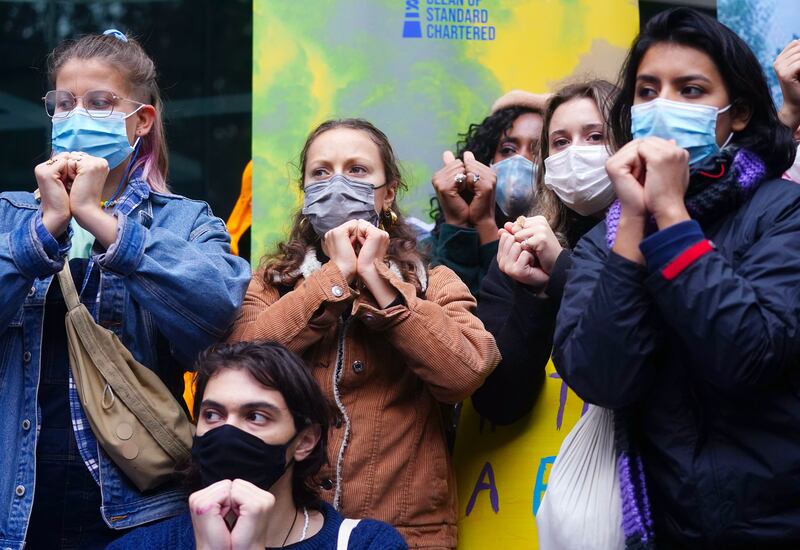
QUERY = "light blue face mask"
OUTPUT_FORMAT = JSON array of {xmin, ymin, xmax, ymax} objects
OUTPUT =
[
  {"xmin": 492, "ymin": 154, "xmax": 537, "ymax": 218},
  {"xmin": 51, "ymin": 107, "xmax": 140, "ymax": 169},
  {"xmin": 631, "ymin": 98, "xmax": 732, "ymax": 165}
]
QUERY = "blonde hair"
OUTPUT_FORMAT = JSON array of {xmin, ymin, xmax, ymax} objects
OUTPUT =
[{"xmin": 534, "ymin": 80, "xmax": 617, "ymax": 245}]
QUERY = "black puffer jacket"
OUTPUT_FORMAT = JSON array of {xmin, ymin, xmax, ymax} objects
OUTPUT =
[{"xmin": 554, "ymin": 177, "xmax": 800, "ymax": 548}]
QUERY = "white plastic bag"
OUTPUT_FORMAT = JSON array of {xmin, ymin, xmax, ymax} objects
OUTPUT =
[{"xmin": 537, "ymin": 405, "xmax": 624, "ymax": 550}]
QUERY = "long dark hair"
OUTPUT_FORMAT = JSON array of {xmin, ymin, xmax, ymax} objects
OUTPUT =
[
  {"xmin": 191, "ymin": 341, "xmax": 331, "ymax": 509},
  {"xmin": 262, "ymin": 118, "xmax": 425, "ymax": 293},
  {"xmin": 608, "ymin": 7, "xmax": 795, "ymax": 178},
  {"xmin": 429, "ymin": 105, "xmax": 539, "ymax": 234}
]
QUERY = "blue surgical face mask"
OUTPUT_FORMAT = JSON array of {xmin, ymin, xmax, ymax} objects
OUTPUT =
[
  {"xmin": 51, "ymin": 107, "xmax": 140, "ymax": 169},
  {"xmin": 631, "ymin": 98, "xmax": 732, "ymax": 165},
  {"xmin": 492, "ymin": 154, "xmax": 537, "ymax": 218}
]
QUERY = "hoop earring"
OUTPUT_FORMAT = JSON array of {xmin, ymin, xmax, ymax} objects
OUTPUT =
[{"xmin": 380, "ymin": 208, "xmax": 398, "ymax": 231}]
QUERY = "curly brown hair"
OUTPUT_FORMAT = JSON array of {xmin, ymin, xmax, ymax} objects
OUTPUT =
[
  {"xmin": 534, "ymin": 80, "xmax": 618, "ymax": 246},
  {"xmin": 261, "ymin": 119, "xmax": 426, "ymax": 294}
]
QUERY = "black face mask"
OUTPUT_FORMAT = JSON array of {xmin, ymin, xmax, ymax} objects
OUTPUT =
[{"xmin": 191, "ymin": 424, "xmax": 296, "ymax": 491}]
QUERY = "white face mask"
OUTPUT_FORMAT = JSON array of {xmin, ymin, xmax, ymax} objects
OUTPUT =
[
  {"xmin": 786, "ymin": 143, "xmax": 800, "ymax": 183},
  {"xmin": 543, "ymin": 145, "xmax": 615, "ymax": 216}
]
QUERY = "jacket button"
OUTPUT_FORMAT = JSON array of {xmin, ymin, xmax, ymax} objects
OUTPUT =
[
  {"xmin": 21, "ymin": 419, "xmax": 31, "ymax": 431},
  {"xmin": 334, "ymin": 415, "xmax": 343, "ymax": 429},
  {"xmin": 331, "ymin": 285, "xmax": 344, "ymax": 298},
  {"xmin": 23, "ymin": 351, "xmax": 31, "ymax": 363},
  {"xmin": 15, "ymin": 485, "xmax": 25, "ymax": 497},
  {"xmin": 28, "ymin": 286, "xmax": 36, "ymax": 297},
  {"xmin": 352, "ymin": 360, "xmax": 364, "ymax": 374},
  {"xmin": 321, "ymin": 478, "xmax": 334, "ymax": 490}
]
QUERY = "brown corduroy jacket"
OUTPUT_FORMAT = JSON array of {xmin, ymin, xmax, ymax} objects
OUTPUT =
[{"xmin": 228, "ymin": 253, "xmax": 500, "ymax": 549}]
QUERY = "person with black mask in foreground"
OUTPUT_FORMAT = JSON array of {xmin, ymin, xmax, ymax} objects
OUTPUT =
[{"xmin": 108, "ymin": 341, "xmax": 406, "ymax": 550}]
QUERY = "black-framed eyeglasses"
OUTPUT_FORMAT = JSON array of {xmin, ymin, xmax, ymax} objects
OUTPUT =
[{"xmin": 42, "ymin": 89, "xmax": 145, "ymax": 119}]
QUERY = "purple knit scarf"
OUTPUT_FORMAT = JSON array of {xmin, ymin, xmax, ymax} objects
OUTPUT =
[{"xmin": 606, "ymin": 148, "xmax": 767, "ymax": 248}]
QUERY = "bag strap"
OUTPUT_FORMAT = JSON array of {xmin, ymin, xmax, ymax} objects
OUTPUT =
[
  {"xmin": 56, "ymin": 259, "xmax": 82, "ymax": 311},
  {"xmin": 337, "ymin": 518, "xmax": 361, "ymax": 550},
  {"xmin": 58, "ymin": 262, "xmax": 190, "ymax": 463}
]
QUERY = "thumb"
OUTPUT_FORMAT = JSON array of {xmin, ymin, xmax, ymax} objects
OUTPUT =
[
  {"xmin": 463, "ymin": 151, "xmax": 475, "ymax": 163},
  {"xmin": 442, "ymin": 150, "xmax": 456, "ymax": 164}
]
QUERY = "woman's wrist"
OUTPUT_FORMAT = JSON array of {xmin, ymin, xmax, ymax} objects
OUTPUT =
[
  {"xmin": 71, "ymin": 205, "xmax": 118, "ymax": 249},
  {"xmin": 359, "ymin": 267, "xmax": 401, "ymax": 308},
  {"xmin": 474, "ymin": 218, "xmax": 499, "ymax": 244},
  {"xmin": 41, "ymin": 209, "xmax": 70, "ymax": 239},
  {"xmin": 653, "ymin": 202, "xmax": 690, "ymax": 231},
  {"xmin": 779, "ymin": 103, "xmax": 800, "ymax": 132},
  {"xmin": 613, "ymin": 214, "xmax": 647, "ymax": 265}
]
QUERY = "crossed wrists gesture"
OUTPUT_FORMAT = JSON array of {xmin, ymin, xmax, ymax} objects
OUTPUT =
[
  {"xmin": 431, "ymin": 150, "xmax": 498, "ymax": 232},
  {"xmin": 190, "ymin": 479, "xmax": 276, "ymax": 550},
  {"xmin": 324, "ymin": 219, "xmax": 399, "ymax": 308},
  {"xmin": 34, "ymin": 151, "xmax": 118, "ymax": 247},
  {"xmin": 496, "ymin": 215, "xmax": 563, "ymax": 289}
]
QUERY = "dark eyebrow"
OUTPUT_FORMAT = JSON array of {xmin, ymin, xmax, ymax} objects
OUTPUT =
[
  {"xmin": 198, "ymin": 399, "xmax": 283, "ymax": 415},
  {"xmin": 674, "ymin": 74, "xmax": 712, "ymax": 84},
  {"xmin": 199, "ymin": 399, "xmax": 226, "ymax": 411},
  {"xmin": 240, "ymin": 401, "xmax": 283, "ymax": 414},
  {"xmin": 636, "ymin": 73, "xmax": 712, "ymax": 85},
  {"xmin": 636, "ymin": 74, "xmax": 659, "ymax": 84}
]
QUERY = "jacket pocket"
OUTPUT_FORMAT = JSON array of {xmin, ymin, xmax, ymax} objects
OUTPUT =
[
  {"xmin": 7, "ymin": 308, "xmax": 23, "ymax": 328},
  {"xmin": 0, "ymin": 309, "xmax": 24, "ymax": 393}
]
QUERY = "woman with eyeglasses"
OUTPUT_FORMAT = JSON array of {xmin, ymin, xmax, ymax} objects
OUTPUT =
[{"xmin": 0, "ymin": 31, "xmax": 251, "ymax": 549}]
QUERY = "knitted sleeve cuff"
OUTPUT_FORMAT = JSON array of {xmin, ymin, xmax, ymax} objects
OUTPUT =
[{"xmin": 639, "ymin": 220, "xmax": 705, "ymax": 273}]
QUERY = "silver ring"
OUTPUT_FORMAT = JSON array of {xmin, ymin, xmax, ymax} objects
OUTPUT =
[
  {"xmin": 454, "ymin": 173, "xmax": 467, "ymax": 185},
  {"xmin": 472, "ymin": 173, "xmax": 481, "ymax": 183}
]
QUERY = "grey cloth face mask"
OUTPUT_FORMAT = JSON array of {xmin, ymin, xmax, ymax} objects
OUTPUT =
[{"xmin": 302, "ymin": 174, "xmax": 382, "ymax": 237}]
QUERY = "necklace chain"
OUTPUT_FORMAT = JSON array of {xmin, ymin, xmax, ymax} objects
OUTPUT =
[
  {"xmin": 300, "ymin": 507, "xmax": 309, "ymax": 541},
  {"xmin": 281, "ymin": 506, "xmax": 309, "ymax": 547}
]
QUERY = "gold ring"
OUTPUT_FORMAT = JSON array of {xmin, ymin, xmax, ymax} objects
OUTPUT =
[{"xmin": 46, "ymin": 158, "xmax": 57, "ymax": 166}]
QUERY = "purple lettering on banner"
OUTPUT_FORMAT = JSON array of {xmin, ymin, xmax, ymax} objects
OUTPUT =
[
  {"xmin": 465, "ymin": 462, "xmax": 499, "ymax": 516},
  {"xmin": 549, "ymin": 372, "xmax": 568, "ymax": 430},
  {"xmin": 549, "ymin": 372, "xmax": 586, "ymax": 427},
  {"xmin": 532, "ymin": 455, "xmax": 556, "ymax": 516}
]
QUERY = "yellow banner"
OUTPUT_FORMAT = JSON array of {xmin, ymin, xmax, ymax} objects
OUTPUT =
[{"xmin": 454, "ymin": 361, "xmax": 587, "ymax": 548}]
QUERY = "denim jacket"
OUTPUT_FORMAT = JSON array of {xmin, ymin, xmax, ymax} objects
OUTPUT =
[{"xmin": 0, "ymin": 181, "xmax": 251, "ymax": 550}]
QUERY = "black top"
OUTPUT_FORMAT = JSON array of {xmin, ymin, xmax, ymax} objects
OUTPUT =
[{"xmin": 471, "ymin": 214, "xmax": 598, "ymax": 424}]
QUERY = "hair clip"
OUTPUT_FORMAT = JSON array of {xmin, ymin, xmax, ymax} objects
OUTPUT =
[{"xmin": 103, "ymin": 29, "xmax": 128, "ymax": 42}]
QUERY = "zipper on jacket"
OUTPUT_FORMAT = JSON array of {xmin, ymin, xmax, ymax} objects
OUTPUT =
[{"xmin": 331, "ymin": 316, "xmax": 352, "ymax": 511}]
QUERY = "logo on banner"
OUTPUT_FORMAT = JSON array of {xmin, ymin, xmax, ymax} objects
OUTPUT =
[
  {"xmin": 401, "ymin": 0, "xmax": 496, "ymax": 41},
  {"xmin": 402, "ymin": 0, "xmax": 423, "ymax": 38}
]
